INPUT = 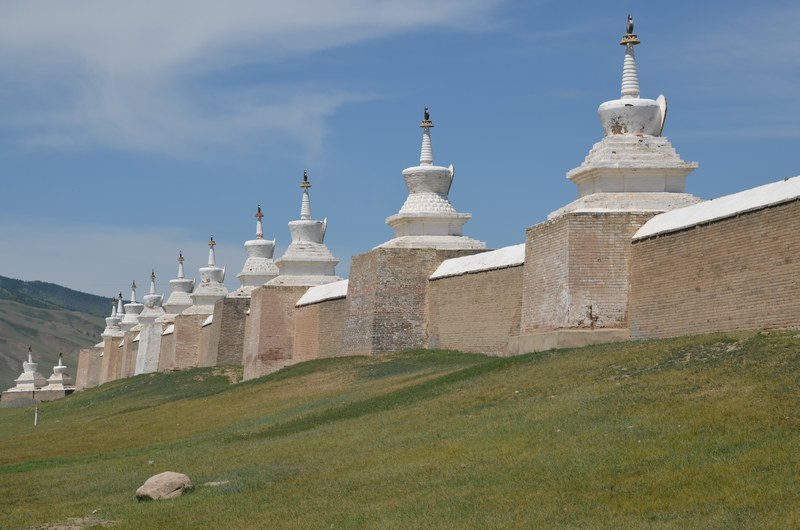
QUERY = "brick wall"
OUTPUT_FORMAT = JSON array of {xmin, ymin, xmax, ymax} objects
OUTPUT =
[
  {"xmin": 242, "ymin": 285, "xmax": 309, "ymax": 381},
  {"xmin": 119, "ymin": 330, "xmax": 138, "ymax": 378},
  {"xmin": 294, "ymin": 297, "xmax": 347, "ymax": 362},
  {"xmin": 173, "ymin": 314, "xmax": 207, "ymax": 370},
  {"xmin": 630, "ymin": 200, "xmax": 800, "ymax": 338},
  {"xmin": 342, "ymin": 247, "xmax": 484, "ymax": 356},
  {"xmin": 521, "ymin": 211, "xmax": 654, "ymax": 334},
  {"xmin": 203, "ymin": 297, "xmax": 250, "ymax": 367},
  {"xmin": 99, "ymin": 336, "xmax": 122, "ymax": 384},
  {"xmin": 75, "ymin": 345, "xmax": 102, "ymax": 390},
  {"xmin": 427, "ymin": 265, "xmax": 522, "ymax": 355},
  {"xmin": 158, "ymin": 329, "xmax": 176, "ymax": 371}
]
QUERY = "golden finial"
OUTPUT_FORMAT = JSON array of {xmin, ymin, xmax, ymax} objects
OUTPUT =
[
  {"xmin": 300, "ymin": 170, "xmax": 312, "ymax": 191},
  {"xmin": 420, "ymin": 105, "xmax": 434, "ymax": 128},
  {"xmin": 620, "ymin": 14, "xmax": 640, "ymax": 46},
  {"xmin": 150, "ymin": 269, "xmax": 156, "ymax": 282},
  {"xmin": 256, "ymin": 204, "xmax": 264, "ymax": 219},
  {"xmin": 131, "ymin": 280, "xmax": 137, "ymax": 290},
  {"xmin": 178, "ymin": 251, "xmax": 184, "ymax": 264},
  {"xmin": 209, "ymin": 236, "xmax": 216, "ymax": 248}
]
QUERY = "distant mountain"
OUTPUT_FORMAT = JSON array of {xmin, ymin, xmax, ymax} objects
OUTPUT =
[
  {"xmin": 0, "ymin": 275, "xmax": 110, "ymax": 317},
  {"xmin": 0, "ymin": 275, "xmax": 106, "ymax": 392}
]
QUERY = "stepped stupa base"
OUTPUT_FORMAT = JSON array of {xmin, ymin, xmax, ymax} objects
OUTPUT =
[
  {"xmin": 548, "ymin": 192, "xmax": 701, "ymax": 219},
  {"xmin": 378, "ymin": 235, "xmax": 486, "ymax": 250}
]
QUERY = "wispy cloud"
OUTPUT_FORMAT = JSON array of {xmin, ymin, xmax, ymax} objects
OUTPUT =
[{"xmin": 0, "ymin": 0, "xmax": 503, "ymax": 156}]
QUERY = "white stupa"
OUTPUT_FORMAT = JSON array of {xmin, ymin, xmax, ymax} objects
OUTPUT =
[
  {"xmin": 7, "ymin": 347, "xmax": 48, "ymax": 391},
  {"xmin": 551, "ymin": 15, "xmax": 699, "ymax": 218},
  {"xmin": 44, "ymin": 352, "xmax": 74, "ymax": 391},
  {"xmin": 101, "ymin": 297, "xmax": 123, "ymax": 339},
  {"xmin": 120, "ymin": 281, "xmax": 144, "ymax": 332},
  {"xmin": 135, "ymin": 270, "xmax": 166, "ymax": 375},
  {"xmin": 157, "ymin": 252, "xmax": 195, "ymax": 321},
  {"xmin": 380, "ymin": 107, "xmax": 485, "ymax": 250},
  {"xmin": 230, "ymin": 205, "xmax": 279, "ymax": 297},
  {"xmin": 183, "ymin": 238, "xmax": 229, "ymax": 314},
  {"xmin": 267, "ymin": 172, "xmax": 341, "ymax": 286}
]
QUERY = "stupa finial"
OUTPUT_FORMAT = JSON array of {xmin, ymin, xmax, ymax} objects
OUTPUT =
[
  {"xmin": 300, "ymin": 171, "xmax": 312, "ymax": 220},
  {"xmin": 27, "ymin": 345, "xmax": 32, "ymax": 364},
  {"xmin": 58, "ymin": 351, "xmax": 63, "ymax": 367},
  {"xmin": 110, "ymin": 296, "xmax": 117, "ymax": 317},
  {"xmin": 619, "ymin": 14, "xmax": 641, "ymax": 99},
  {"xmin": 208, "ymin": 237, "xmax": 217, "ymax": 267},
  {"xmin": 177, "ymin": 251, "xmax": 185, "ymax": 279},
  {"xmin": 149, "ymin": 269, "xmax": 156, "ymax": 294},
  {"xmin": 255, "ymin": 205, "xmax": 264, "ymax": 240},
  {"xmin": 117, "ymin": 293, "xmax": 124, "ymax": 315},
  {"xmin": 130, "ymin": 280, "xmax": 137, "ymax": 303},
  {"xmin": 419, "ymin": 106, "xmax": 434, "ymax": 166}
]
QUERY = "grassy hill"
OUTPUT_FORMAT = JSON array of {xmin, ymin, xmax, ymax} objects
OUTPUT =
[
  {"xmin": 0, "ymin": 299, "xmax": 104, "ymax": 391},
  {"xmin": 0, "ymin": 276, "xmax": 106, "ymax": 391},
  {"xmin": 0, "ymin": 275, "xmax": 109, "ymax": 318},
  {"xmin": 1, "ymin": 330, "xmax": 799, "ymax": 528}
]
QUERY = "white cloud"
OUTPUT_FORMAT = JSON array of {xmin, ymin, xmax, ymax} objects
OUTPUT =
[{"xmin": 0, "ymin": 0, "xmax": 503, "ymax": 155}]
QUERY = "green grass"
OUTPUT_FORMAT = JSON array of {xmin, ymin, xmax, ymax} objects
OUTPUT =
[{"xmin": 1, "ymin": 331, "xmax": 800, "ymax": 528}]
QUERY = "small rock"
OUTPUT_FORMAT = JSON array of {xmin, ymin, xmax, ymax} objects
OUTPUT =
[
  {"xmin": 202, "ymin": 480, "xmax": 231, "ymax": 487},
  {"xmin": 136, "ymin": 471, "xmax": 193, "ymax": 501}
]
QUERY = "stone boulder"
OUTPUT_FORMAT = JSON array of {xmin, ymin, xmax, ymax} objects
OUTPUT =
[{"xmin": 136, "ymin": 471, "xmax": 193, "ymax": 501}]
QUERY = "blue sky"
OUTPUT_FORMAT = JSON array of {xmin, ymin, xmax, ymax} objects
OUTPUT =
[{"xmin": 0, "ymin": 0, "xmax": 797, "ymax": 296}]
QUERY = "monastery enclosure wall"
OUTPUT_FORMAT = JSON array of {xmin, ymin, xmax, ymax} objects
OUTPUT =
[
  {"xmin": 630, "ymin": 198, "xmax": 800, "ymax": 338},
  {"xmin": 204, "ymin": 297, "xmax": 250, "ymax": 366},
  {"xmin": 243, "ymin": 285, "xmax": 310, "ymax": 380},
  {"xmin": 427, "ymin": 264, "xmax": 522, "ymax": 355},
  {"xmin": 342, "ymin": 248, "xmax": 483, "ymax": 356},
  {"xmin": 293, "ymin": 297, "xmax": 348, "ymax": 362},
  {"xmin": 518, "ymin": 211, "xmax": 653, "ymax": 352}
]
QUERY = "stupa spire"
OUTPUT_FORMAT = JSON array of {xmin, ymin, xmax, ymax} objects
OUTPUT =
[
  {"xmin": 27, "ymin": 345, "xmax": 32, "ymax": 364},
  {"xmin": 130, "ymin": 281, "xmax": 138, "ymax": 304},
  {"xmin": 620, "ymin": 15, "xmax": 641, "ymax": 99},
  {"xmin": 117, "ymin": 292, "xmax": 124, "ymax": 315},
  {"xmin": 208, "ymin": 237, "xmax": 217, "ymax": 267},
  {"xmin": 57, "ymin": 351, "xmax": 64, "ymax": 367},
  {"xmin": 149, "ymin": 270, "xmax": 156, "ymax": 295},
  {"xmin": 419, "ymin": 106, "xmax": 434, "ymax": 166},
  {"xmin": 110, "ymin": 297, "xmax": 118, "ymax": 318},
  {"xmin": 177, "ymin": 251, "xmax": 186, "ymax": 279},
  {"xmin": 255, "ymin": 205, "xmax": 264, "ymax": 240},
  {"xmin": 300, "ymin": 170, "xmax": 312, "ymax": 220}
]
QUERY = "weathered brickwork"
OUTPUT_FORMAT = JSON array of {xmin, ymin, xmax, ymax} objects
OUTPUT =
[
  {"xmin": 427, "ymin": 265, "xmax": 522, "ymax": 355},
  {"xmin": 342, "ymin": 247, "xmax": 483, "ymax": 356},
  {"xmin": 99, "ymin": 336, "xmax": 122, "ymax": 384},
  {"xmin": 119, "ymin": 330, "xmax": 138, "ymax": 378},
  {"xmin": 75, "ymin": 346, "xmax": 102, "ymax": 390},
  {"xmin": 242, "ymin": 285, "xmax": 309, "ymax": 380},
  {"xmin": 173, "ymin": 314, "xmax": 207, "ymax": 370},
  {"xmin": 197, "ymin": 321, "xmax": 213, "ymax": 368},
  {"xmin": 158, "ymin": 330, "xmax": 176, "ymax": 372},
  {"xmin": 630, "ymin": 200, "xmax": 800, "ymax": 338},
  {"xmin": 294, "ymin": 297, "xmax": 347, "ymax": 362},
  {"xmin": 521, "ymin": 211, "xmax": 654, "ymax": 334},
  {"xmin": 203, "ymin": 297, "xmax": 250, "ymax": 367}
]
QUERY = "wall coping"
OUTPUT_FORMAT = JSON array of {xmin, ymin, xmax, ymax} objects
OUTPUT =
[
  {"xmin": 430, "ymin": 244, "xmax": 524, "ymax": 280},
  {"xmin": 296, "ymin": 279, "xmax": 349, "ymax": 307},
  {"xmin": 634, "ymin": 175, "xmax": 800, "ymax": 240}
]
